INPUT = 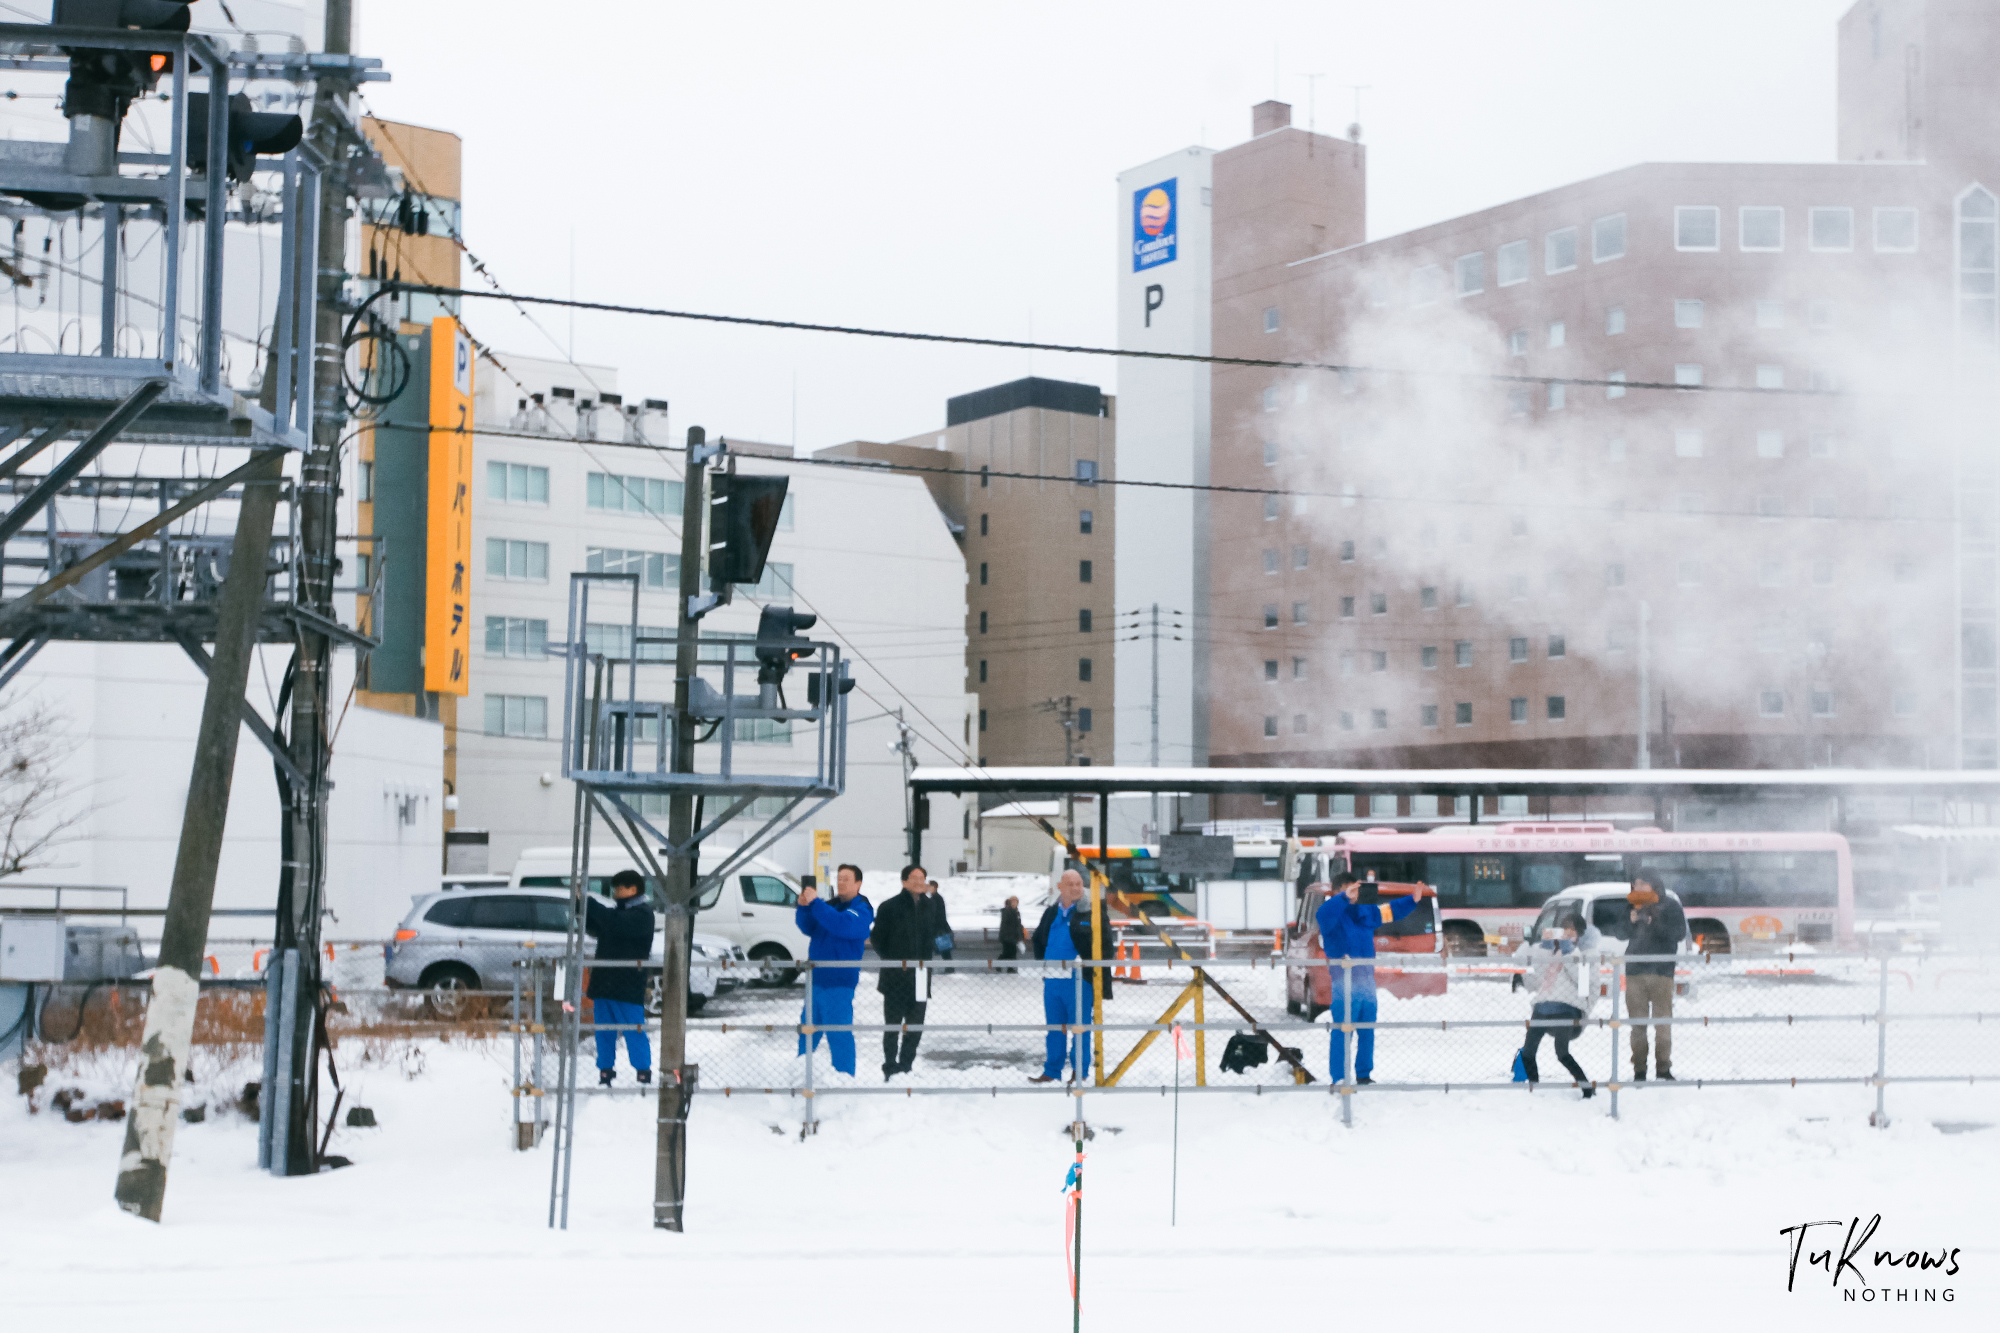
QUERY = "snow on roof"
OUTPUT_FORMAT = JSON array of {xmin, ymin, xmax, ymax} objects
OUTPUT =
[{"xmin": 1889, "ymin": 825, "xmax": 2000, "ymax": 843}]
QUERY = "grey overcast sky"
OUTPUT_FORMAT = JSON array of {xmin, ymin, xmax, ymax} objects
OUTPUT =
[{"xmin": 360, "ymin": 0, "xmax": 1859, "ymax": 450}]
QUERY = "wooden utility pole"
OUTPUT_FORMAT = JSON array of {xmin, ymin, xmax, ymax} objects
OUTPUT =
[
  {"xmin": 654, "ymin": 426, "xmax": 711, "ymax": 1230},
  {"xmin": 113, "ymin": 451, "xmax": 285, "ymax": 1220}
]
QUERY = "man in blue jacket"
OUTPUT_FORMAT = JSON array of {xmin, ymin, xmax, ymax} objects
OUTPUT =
[
  {"xmin": 1316, "ymin": 873, "xmax": 1435, "ymax": 1085},
  {"xmin": 795, "ymin": 863, "xmax": 874, "ymax": 1077}
]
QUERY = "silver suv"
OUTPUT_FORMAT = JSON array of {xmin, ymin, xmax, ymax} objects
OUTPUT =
[{"xmin": 385, "ymin": 885, "xmax": 745, "ymax": 1014}]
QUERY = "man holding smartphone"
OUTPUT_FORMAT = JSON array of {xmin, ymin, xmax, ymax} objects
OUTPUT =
[
  {"xmin": 1316, "ymin": 873, "xmax": 1435, "ymax": 1084},
  {"xmin": 795, "ymin": 864, "xmax": 874, "ymax": 1078}
]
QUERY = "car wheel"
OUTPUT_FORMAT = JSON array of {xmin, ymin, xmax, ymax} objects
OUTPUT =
[
  {"xmin": 1690, "ymin": 921, "xmax": 1731, "ymax": 955},
  {"xmin": 644, "ymin": 971, "xmax": 664, "ymax": 1017},
  {"xmin": 748, "ymin": 944, "xmax": 797, "ymax": 987},
  {"xmin": 419, "ymin": 964, "xmax": 480, "ymax": 1019}
]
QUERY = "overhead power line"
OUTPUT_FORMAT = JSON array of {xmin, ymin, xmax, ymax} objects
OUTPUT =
[{"xmin": 376, "ymin": 281, "xmax": 1842, "ymax": 398}]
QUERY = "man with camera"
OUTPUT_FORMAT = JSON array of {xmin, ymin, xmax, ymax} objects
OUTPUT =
[
  {"xmin": 1316, "ymin": 872, "xmax": 1435, "ymax": 1084},
  {"xmin": 795, "ymin": 864, "xmax": 874, "ymax": 1078}
]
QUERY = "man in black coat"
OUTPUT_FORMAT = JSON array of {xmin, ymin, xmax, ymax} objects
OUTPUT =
[
  {"xmin": 869, "ymin": 864, "xmax": 951, "ymax": 1081},
  {"xmin": 584, "ymin": 869, "xmax": 656, "ymax": 1086},
  {"xmin": 1625, "ymin": 867, "xmax": 1688, "ymax": 1082}
]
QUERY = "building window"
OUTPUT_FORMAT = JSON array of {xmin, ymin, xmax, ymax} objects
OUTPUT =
[
  {"xmin": 1264, "ymin": 495, "xmax": 1280, "ymax": 521},
  {"xmin": 1261, "ymin": 439, "xmax": 1280, "ymax": 467},
  {"xmin": 1078, "ymin": 509, "xmax": 1092, "ymax": 534},
  {"xmin": 1421, "ymin": 704, "xmax": 1439, "ymax": 728},
  {"xmin": 1759, "ymin": 690, "xmax": 1785, "ymax": 718},
  {"xmin": 1959, "ymin": 187, "xmax": 1998, "ymax": 342},
  {"xmin": 1508, "ymin": 697, "xmax": 1528, "ymax": 723},
  {"xmin": 1454, "ymin": 639, "xmax": 1473, "ymax": 667},
  {"xmin": 1262, "ymin": 548, "xmax": 1279, "ymax": 575},
  {"xmin": 979, "ymin": 611, "xmax": 987, "ymax": 633},
  {"xmin": 1456, "ymin": 252, "xmax": 1485, "ymax": 296},
  {"xmin": 1369, "ymin": 650, "xmax": 1388, "ymax": 672},
  {"xmin": 1454, "ymin": 580, "xmax": 1473, "ymax": 607},
  {"xmin": 1675, "ymin": 205, "xmax": 1720, "ymax": 251},
  {"xmin": 586, "ymin": 471, "xmax": 677, "ymax": 514},
  {"xmin": 1756, "ymin": 429, "xmax": 1785, "ymax": 458},
  {"xmin": 484, "ymin": 616, "xmax": 548, "ymax": 659},
  {"xmin": 1756, "ymin": 365, "xmax": 1785, "ymax": 391},
  {"xmin": 1411, "ymin": 264, "xmax": 1445, "ymax": 305},
  {"xmin": 1336, "ymin": 539, "xmax": 1354, "ymax": 563},
  {"xmin": 1674, "ymin": 299, "xmax": 1704, "ymax": 329},
  {"xmin": 1811, "ymin": 689, "xmax": 1834, "ymax": 718},
  {"xmin": 1547, "ymin": 695, "xmax": 1567, "ymax": 721},
  {"xmin": 1757, "ymin": 300, "xmax": 1785, "ymax": 329},
  {"xmin": 979, "ymin": 562, "xmax": 988, "ymax": 585},
  {"xmin": 1079, "ymin": 609, "xmax": 1093, "ymax": 632},
  {"xmin": 1674, "ymin": 364, "xmax": 1703, "ymax": 387},
  {"xmin": 1339, "ymin": 596, "xmax": 1355, "ymax": 619},
  {"xmin": 1079, "ymin": 658, "xmax": 1092, "ymax": 683},
  {"xmin": 488, "ymin": 538, "xmax": 550, "ymax": 582},
  {"xmin": 1079, "ymin": 560, "xmax": 1092, "ymax": 584},
  {"xmin": 1293, "ymin": 545, "xmax": 1309, "ymax": 570},
  {"xmin": 1293, "ymin": 601, "xmax": 1309, "ymax": 625},
  {"xmin": 1549, "ymin": 384, "xmax": 1567, "ymax": 411},
  {"xmin": 1509, "ymin": 636, "xmax": 1529, "ymax": 663},
  {"xmin": 1607, "ymin": 305, "xmax": 1626, "ymax": 335},
  {"xmin": 490, "ymin": 461, "xmax": 551, "ymax": 505},
  {"xmin": 1262, "ymin": 386, "xmax": 1281, "ymax": 412},
  {"xmin": 1455, "ymin": 702, "xmax": 1473, "ymax": 726},
  {"xmin": 1292, "ymin": 656, "xmax": 1308, "ymax": 680},
  {"xmin": 978, "ymin": 709, "xmax": 987, "ymax": 732},
  {"xmin": 1548, "ymin": 634, "xmax": 1566, "ymax": 659},
  {"xmin": 1874, "ymin": 206, "xmax": 1918, "ymax": 253},
  {"xmin": 1607, "ymin": 626, "xmax": 1628, "ymax": 653},
  {"xmin": 1606, "ymin": 562, "xmax": 1626, "ymax": 587},
  {"xmin": 1077, "ymin": 708, "xmax": 1092, "ymax": 733},
  {"xmin": 1340, "ymin": 652, "xmax": 1355, "ymax": 677},
  {"xmin": 1498, "ymin": 239, "xmax": 1529, "ymax": 286},
  {"xmin": 1548, "ymin": 320, "xmax": 1566, "ymax": 348},
  {"xmin": 1420, "ymin": 585, "xmax": 1437, "ymax": 610},
  {"xmin": 978, "ymin": 659, "xmax": 987, "ymax": 683},
  {"xmin": 1264, "ymin": 715, "xmax": 1279, "ymax": 738},
  {"xmin": 1264, "ymin": 306, "xmax": 1281, "ymax": 332},
  {"xmin": 1075, "ymin": 460, "xmax": 1098, "ymax": 485},
  {"xmin": 1545, "ymin": 226, "xmax": 1578, "ymax": 274},
  {"xmin": 1370, "ymin": 709, "xmax": 1389, "ymax": 731},
  {"xmin": 1592, "ymin": 213, "xmax": 1625, "ymax": 262},
  {"xmin": 1339, "ymin": 711, "xmax": 1355, "ymax": 731},
  {"xmin": 979, "ymin": 465, "xmax": 989, "ymax": 488},
  {"xmin": 357, "ymin": 460, "xmax": 373, "ymax": 502},
  {"xmin": 1370, "ymin": 592, "xmax": 1387, "ymax": 615},
  {"xmin": 1677, "ymin": 559, "xmax": 1701, "ymax": 585},
  {"xmin": 1809, "ymin": 206, "xmax": 1854, "ymax": 251},
  {"xmin": 1265, "ymin": 603, "xmax": 1281, "ymax": 629},
  {"xmin": 484, "ymin": 694, "xmax": 548, "ymax": 738},
  {"xmin": 980, "ymin": 513, "xmax": 989, "ymax": 536},
  {"xmin": 1507, "ymin": 329, "xmax": 1528, "ymax": 357},
  {"xmin": 1675, "ymin": 429, "xmax": 1703, "ymax": 457},
  {"xmin": 1606, "ymin": 371, "xmax": 1626, "ymax": 399},
  {"xmin": 1740, "ymin": 206, "xmax": 1783, "ymax": 252},
  {"xmin": 1421, "ymin": 645, "xmax": 1438, "ymax": 669},
  {"xmin": 1263, "ymin": 659, "xmax": 1278, "ymax": 682}
]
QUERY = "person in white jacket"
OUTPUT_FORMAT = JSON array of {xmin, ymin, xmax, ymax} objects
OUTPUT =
[{"xmin": 1521, "ymin": 911, "xmax": 1597, "ymax": 1098}]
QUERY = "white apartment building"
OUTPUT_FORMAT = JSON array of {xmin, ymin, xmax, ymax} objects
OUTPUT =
[{"xmin": 457, "ymin": 353, "xmax": 973, "ymax": 879}]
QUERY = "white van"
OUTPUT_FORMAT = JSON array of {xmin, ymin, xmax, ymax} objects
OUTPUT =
[{"xmin": 510, "ymin": 846, "xmax": 808, "ymax": 982}]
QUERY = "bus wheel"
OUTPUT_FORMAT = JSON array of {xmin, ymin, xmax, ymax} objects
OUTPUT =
[
  {"xmin": 1442, "ymin": 924, "xmax": 1486, "ymax": 957},
  {"xmin": 1690, "ymin": 921, "xmax": 1731, "ymax": 955}
]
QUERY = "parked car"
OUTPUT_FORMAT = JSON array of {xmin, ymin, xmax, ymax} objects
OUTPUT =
[
  {"xmin": 385, "ymin": 884, "xmax": 745, "ymax": 1015},
  {"xmin": 509, "ymin": 845, "xmax": 808, "ymax": 984},
  {"xmin": 1521, "ymin": 882, "xmax": 1696, "ymax": 997}
]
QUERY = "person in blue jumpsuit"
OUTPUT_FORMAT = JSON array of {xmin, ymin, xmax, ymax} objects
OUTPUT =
[
  {"xmin": 795, "ymin": 863, "xmax": 874, "ymax": 1076},
  {"xmin": 1028, "ymin": 869, "xmax": 1113, "ymax": 1083},
  {"xmin": 1316, "ymin": 873, "xmax": 1435, "ymax": 1084}
]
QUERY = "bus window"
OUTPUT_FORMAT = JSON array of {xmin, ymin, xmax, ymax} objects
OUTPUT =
[
  {"xmin": 1648, "ymin": 853, "xmax": 1732, "ymax": 907},
  {"xmin": 1467, "ymin": 856, "xmax": 1511, "ymax": 908},
  {"xmin": 1425, "ymin": 855, "xmax": 1464, "ymax": 906},
  {"xmin": 1520, "ymin": 862, "xmax": 1567, "ymax": 903},
  {"xmin": 1230, "ymin": 857, "xmax": 1282, "ymax": 880},
  {"xmin": 1734, "ymin": 851, "xmax": 1838, "ymax": 907}
]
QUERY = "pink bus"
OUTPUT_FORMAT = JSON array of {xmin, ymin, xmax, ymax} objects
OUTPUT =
[{"xmin": 1283, "ymin": 823, "xmax": 1854, "ymax": 956}]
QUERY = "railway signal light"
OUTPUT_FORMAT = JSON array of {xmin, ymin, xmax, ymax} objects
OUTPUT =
[
  {"xmin": 707, "ymin": 473, "xmax": 789, "ymax": 592},
  {"xmin": 186, "ymin": 92, "xmax": 304, "ymax": 183},
  {"xmin": 754, "ymin": 605, "xmax": 816, "ymax": 688},
  {"xmin": 51, "ymin": 0, "xmax": 193, "ymax": 177}
]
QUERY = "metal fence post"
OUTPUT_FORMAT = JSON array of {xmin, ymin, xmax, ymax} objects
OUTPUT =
[
  {"xmin": 532, "ymin": 959, "xmax": 546, "ymax": 1146},
  {"xmin": 511, "ymin": 963, "xmax": 523, "ymax": 1149},
  {"xmin": 802, "ymin": 961, "xmax": 815, "ymax": 1136},
  {"xmin": 1871, "ymin": 953, "xmax": 1890, "ymax": 1129},
  {"xmin": 1607, "ymin": 954, "xmax": 1622, "ymax": 1121},
  {"xmin": 1340, "ymin": 957, "xmax": 1353, "ymax": 1128}
]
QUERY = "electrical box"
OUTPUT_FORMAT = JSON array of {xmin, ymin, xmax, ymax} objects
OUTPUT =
[{"xmin": 0, "ymin": 917, "xmax": 66, "ymax": 981}]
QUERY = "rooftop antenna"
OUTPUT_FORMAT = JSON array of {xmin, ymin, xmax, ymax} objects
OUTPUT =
[
  {"xmin": 1345, "ymin": 84, "xmax": 1372, "ymax": 143},
  {"xmin": 1299, "ymin": 72, "xmax": 1327, "ymax": 154}
]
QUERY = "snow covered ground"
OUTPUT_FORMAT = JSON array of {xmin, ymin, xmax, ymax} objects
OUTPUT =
[{"xmin": 3, "ymin": 1037, "xmax": 1995, "ymax": 1330}]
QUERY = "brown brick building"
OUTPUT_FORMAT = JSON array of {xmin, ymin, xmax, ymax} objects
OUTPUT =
[{"xmin": 1204, "ymin": 0, "xmax": 1998, "ymax": 802}]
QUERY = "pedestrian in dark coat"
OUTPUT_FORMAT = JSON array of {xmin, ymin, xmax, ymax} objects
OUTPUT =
[
  {"xmin": 584, "ymin": 869, "xmax": 655, "ymax": 1085},
  {"xmin": 1625, "ymin": 867, "xmax": 1688, "ymax": 1081},
  {"xmin": 869, "ymin": 864, "xmax": 952, "ymax": 1080},
  {"xmin": 998, "ymin": 897, "xmax": 1024, "ymax": 965}
]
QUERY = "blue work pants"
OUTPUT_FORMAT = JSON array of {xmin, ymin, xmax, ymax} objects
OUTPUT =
[
  {"xmin": 1328, "ymin": 990, "xmax": 1379, "ymax": 1083},
  {"xmin": 799, "ymin": 987, "xmax": 857, "ymax": 1076},
  {"xmin": 1042, "ymin": 978, "xmax": 1088, "ymax": 1082},
  {"xmin": 593, "ymin": 998, "xmax": 651, "ymax": 1072}
]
